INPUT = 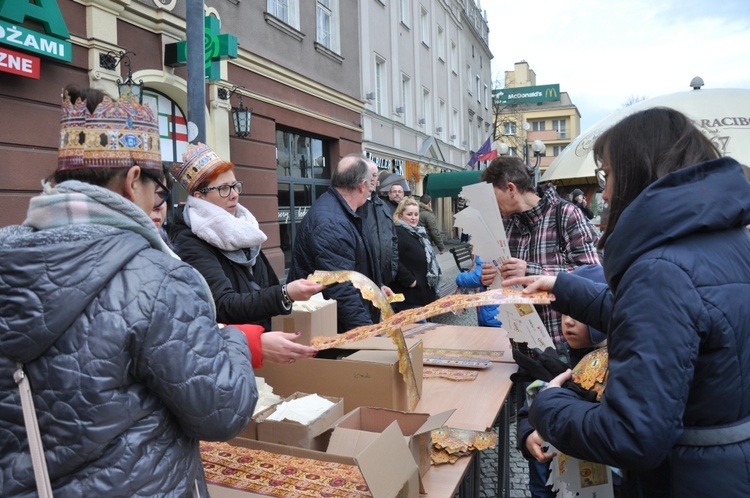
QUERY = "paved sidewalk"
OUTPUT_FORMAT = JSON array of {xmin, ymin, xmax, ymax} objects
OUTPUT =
[{"xmin": 434, "ymin": 239, "xmax": 532, "ymax": 498}]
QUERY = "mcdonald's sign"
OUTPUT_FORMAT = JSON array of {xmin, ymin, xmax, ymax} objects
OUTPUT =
[{"xmin": 494, "ymin": 84, "xmax": 561, "ymax": 105}]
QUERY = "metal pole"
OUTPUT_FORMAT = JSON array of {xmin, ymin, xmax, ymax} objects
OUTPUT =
[{"xmin": 186, "ymin": 0, "xmax": 206, "ymax": 144}]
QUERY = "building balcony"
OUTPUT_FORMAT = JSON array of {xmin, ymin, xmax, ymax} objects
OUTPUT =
[{"xmin": 527, "ymin": 130, "xmax": 558, "ymax": 142}]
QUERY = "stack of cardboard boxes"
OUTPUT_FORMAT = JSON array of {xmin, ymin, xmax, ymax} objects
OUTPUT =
[{"xmin": 207, "ymin": 298, "xmax": 442, "ymax": 498}]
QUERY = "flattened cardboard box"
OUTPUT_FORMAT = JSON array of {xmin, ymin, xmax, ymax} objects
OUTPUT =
[
  {"xmin": 206, "ymin": 421, "xmax": 419, "ymax": 498},
  {"xmin": 254, "ymin": 392, "xmax": 344, "ymax": 451},
  {"xmin": 329, "ymin": 406, "xmax": 455, "ymax": 493},
  {"xmin": 257, "ymin": 337, "xmax": 424, "ymax": 413},
  {"xmin": 271, "ymin": 298, "xmax": 337, "ymax": 346}
]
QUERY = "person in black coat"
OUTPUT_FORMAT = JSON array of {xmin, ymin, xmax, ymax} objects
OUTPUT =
[
  {"xmin": 505, "ymin": 108, "xmax": 750, "ymax": 497},
  {"xmin": 570, "ymin": 188, "xmax": 594, "ymax": 219},
  {"xmin": 358, "ymin": 160, "xmax": 399, "ymax": 286},
  {"xmin": 169, "ymin": 143, "xmax": 323, "ymax": 332},
  {"xmin": 391, "ymin": 198, "xmax": 441, "ymax": 310}
]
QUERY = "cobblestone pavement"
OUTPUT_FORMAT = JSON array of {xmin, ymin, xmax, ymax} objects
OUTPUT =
[{"xmin": 435, "ymin": 239, "xmax": 532, "ymax": 498}]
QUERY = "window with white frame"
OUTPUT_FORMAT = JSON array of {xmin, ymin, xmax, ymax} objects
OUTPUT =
[
  {"xmin": 451, "ymin": 108, "xmax": 458, "ymax": 141},
  {"xmin": 509, "ymin": 146, "xmax": 518, "ymax": 156},
  {"xmin": 475, "ymin": 75, "xmax": 481, "ymax": 103},
  {"xmin": 420, "ymin": 6, "xmax": 429, "ymax": 46},
  {"xmin": 503, "ymin": 122, "xmax": 517, "ymax": 135},
  {"xmin": 375, "ymin": 55, "xmax": 387, "ymax": 116},
  {"xmin": 483, "ymin": 84, "xmax": 488, "ymax": 110},
  {"xmin": 399, "ymin": 0, "xmax": 410, "ymax": 26},
  {"xmin": 532, "ymin": 121, "xmax": 546, "ymax": 131},
  {"xmin": 267, "ymin": 0, "xmax": 300, "ymax": 29},
  {"xmin": 316, "ymin": 0, "xmax": 340, "ymax": 53},
  {"xmin": 466, "ymin": 65, "xmax": 472, "ymax": 95},
  {"xmin": 438, "ymin": 99, "xmax": 446, "ymax": 138},
  {"xmin": 450, "ymin": 40, "xmax": 457, "ymax": 74},
  {"xmin": 421, "ymin": 87, "xmax": 431, "ymax": 131},
  {"xmin": 437, "ymin": 25, "xmax": 445, "ymax": 62},
  {"xmin": 553, "ymin": 119, "xmax": 567, "ymax": 138},
  {"xmin": 553, "ymin": 145, "xmax": 563, "ymax": 156},
  {"xmin": 400, "ymin": 73, "xmax": 412, "ymax": 125}
]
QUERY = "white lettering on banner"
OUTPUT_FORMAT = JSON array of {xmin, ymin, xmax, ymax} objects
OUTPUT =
[
  {"xmin": 278, "ymin": 205, "xmax": 311, "ymax": 224},
  {"xmin": 40, "ymin": 37, "xmax": 62, "ymax": 56},
  {"xmin": 0, "ymin": 23, "xmax": 65, "ymax": 58},
  {"xmin": 507, "ymin": 91, "xmax": 543, "ymax": 100},
  {"xmin": 0, "ymin": 51, "xmax": 32, "ymax": 73},
  {"xmin": 393, "ymin": 159, "xmax": 404, "ymax": 176}
]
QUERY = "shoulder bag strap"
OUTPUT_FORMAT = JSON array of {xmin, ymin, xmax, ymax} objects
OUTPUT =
[
  {"xmin": 555, "ymin": 200, "xmax": 569, "ymax": 262},
  {"xmin": 14, "ymin": 363, "xmax": 54, "ymax": 497}
]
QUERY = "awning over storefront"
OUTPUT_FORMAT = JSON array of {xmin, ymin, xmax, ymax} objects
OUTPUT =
[{"xmin": 424, "ymin": 170, "xmax": 482, "ymax": 198}]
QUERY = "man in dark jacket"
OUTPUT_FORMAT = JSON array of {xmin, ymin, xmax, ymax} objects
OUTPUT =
[
  {"xmin": 290, "ymin": 154, "xmax": 392, "ymax": 333},
  {"xmin": 418, "ymin": 194, "xmax": 445, "ymax": 254},
  {"xmin": 383, "ymin": 181, "xmax": 405, "ymax": 216},
  {"xmin": 359, "ymin": 159, "xmax": 399, "ymax": 286}
]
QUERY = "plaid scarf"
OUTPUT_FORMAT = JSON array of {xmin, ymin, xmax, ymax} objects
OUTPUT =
[{"xmin": 24, "ymin": 180, "xmax": 172, "ymax": 255}]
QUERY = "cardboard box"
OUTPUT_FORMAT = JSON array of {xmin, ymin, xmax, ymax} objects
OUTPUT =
[
  {"xmin": 328, "ymin": 407, "xmax": 455, "ymax": 493},
  {"xmin": 271, "ymin": 298, "xmax": 337, "ymax": 346},
  {"xmin": 256, "ymin": 337, "xmax": 423, "ymax": 413},
  {"xmin": 254, "ymin": 392, "xmax": 344, "ymax": 451},
  {"xmin": 207, "ymin": 421, "xmax": 419, "ymax": 498}
]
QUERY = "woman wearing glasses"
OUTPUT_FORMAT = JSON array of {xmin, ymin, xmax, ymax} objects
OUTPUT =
[
  {"xmin": 169, "ymin": 143, "xmax": 323, "ymax": 365},
  {"xmin": 504, "ymin": 108, "xmax": 750, "ymax": 497}
]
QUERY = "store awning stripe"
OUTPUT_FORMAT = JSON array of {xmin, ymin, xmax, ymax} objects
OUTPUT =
[{"xmin": 424, "ymin": 170, "xmax": 482, "ymax": 198}]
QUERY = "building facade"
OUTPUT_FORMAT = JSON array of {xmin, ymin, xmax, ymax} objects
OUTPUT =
[
  {"xmin": 0, "ymin": 0, "xmax": 363, "ymax": 276},
  {"xmin": 359, "ymin": 0, "xmax": 494, "ymax": 235},
  {"xmin": 494, "ymin": 61, "xmax": 581, "ymax": 183}
]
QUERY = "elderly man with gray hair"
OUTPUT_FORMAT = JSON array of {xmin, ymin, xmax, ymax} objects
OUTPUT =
[{"xmin": 290, "ymin": 153, "xmax": 393, "ymax": 333}]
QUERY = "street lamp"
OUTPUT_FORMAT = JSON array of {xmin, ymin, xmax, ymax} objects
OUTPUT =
[
  {"xmin": 220, "ymin": 86, "xmax": 253, "ymax": 138},
  {"xmin": 526, "ymin": 139, "xmax": 545, "ymax": 185},
  {"xmin": 99, "ymin": 50, "xmax": 144, "ymax": 104}
]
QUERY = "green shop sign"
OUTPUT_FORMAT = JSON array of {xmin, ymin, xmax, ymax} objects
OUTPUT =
[
  {"xmin": 0, "ymin": 0, "xmax": 72, "ymax": 62},
  {"xmin": 164, "ymin": 15, "xmax": 238, "ymax": 81},
  {"xmin": 494, "ymin": 84, "xmax": 561, "ymax": 105}
]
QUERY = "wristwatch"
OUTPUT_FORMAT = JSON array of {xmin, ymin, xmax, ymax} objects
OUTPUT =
[{"xmin": 281, "ymin": 284, "xmax": 293, "ymax": 309}]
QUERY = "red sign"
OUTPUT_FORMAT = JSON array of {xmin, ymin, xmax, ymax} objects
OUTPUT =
[{"xmin": 0, "ymin": 45, "xmax": 40, "ymax": 79}]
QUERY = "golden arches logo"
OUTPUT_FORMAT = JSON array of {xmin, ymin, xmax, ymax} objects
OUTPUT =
[{"xmin": 545, "ymin": 87, "xmax": 558, "ymax": 98}]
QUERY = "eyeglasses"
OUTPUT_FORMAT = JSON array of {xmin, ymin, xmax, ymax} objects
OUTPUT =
[
  {"xmin": 595, "ymin": 166, "xmax": 608, "ymax": 190},
  {"xmin": 142, "ymin": 171, "xmax": 171, "ymax": 209},
  {"xmin": 198, "ymin": 181, "xmax": 243, "ymax": 198}
]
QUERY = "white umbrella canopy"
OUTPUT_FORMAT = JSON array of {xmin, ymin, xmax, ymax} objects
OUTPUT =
[{"xmin": 542, "ymin": 88, "xmax": 750, "ymax": 185}]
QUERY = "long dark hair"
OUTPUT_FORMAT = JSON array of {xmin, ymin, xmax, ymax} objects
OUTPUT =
[{"xmin": 593, "ymin": 107, "xmax": 720, "ymax": 248}]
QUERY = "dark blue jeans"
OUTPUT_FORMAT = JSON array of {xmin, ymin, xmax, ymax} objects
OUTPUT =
[{"xmin": 528, "ymin": 459, "xmax": 555, "ymax": 498}]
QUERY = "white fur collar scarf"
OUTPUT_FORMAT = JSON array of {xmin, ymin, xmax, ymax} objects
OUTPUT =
[{"xmin": 184, "ymin": 196, "xmax": 267, "ymax": 252}]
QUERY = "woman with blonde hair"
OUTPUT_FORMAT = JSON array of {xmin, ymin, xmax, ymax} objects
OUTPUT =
[{"xmin": 390, "ymin": 198, "xmax": 441, "ymax": 311}]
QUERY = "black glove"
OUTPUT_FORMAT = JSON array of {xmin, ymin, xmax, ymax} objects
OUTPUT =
[{"xmin": 510, "ymin": 347, "xmax": 568, "ymax": 383}]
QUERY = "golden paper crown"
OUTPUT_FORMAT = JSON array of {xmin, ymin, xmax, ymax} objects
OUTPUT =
[
  {"xmin": 57, "ymin": 92, "xmax": 162, "ymax": 173},
  {"xmin": 172, "ymin": 142, "xmax": 224, "ymax": 193}
]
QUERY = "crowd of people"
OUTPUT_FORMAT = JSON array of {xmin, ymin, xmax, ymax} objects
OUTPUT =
[{"xmin": 1, "ymin": 84, "xmax": 748, "ymax": 498}]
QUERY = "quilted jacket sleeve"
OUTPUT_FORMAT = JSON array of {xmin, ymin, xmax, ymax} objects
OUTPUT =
[
  {"xmin": 313, "ymin": 218, "xmax": 373, "ymax": 330},
  {"xmin": 530, "ymin": 260, "xmax": 701, "ymax": 470},
  {"xmin": 132, "ymin": 262, "xmax": 258, "ymax": 441}
]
